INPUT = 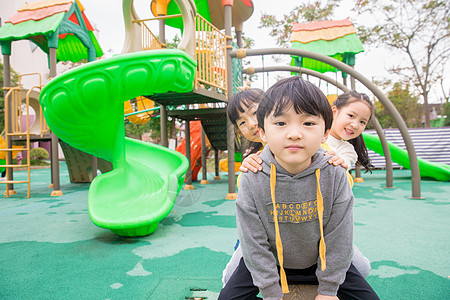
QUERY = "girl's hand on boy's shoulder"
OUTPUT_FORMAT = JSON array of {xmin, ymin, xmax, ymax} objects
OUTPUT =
[
  {"xmin": 239, "ymin": 151, "xmax": 262, "ymax": 173},
  {"xmin": 315, "ymin": 294, "xmax": 339, "ymax": 300},
  {"xmin": 325, "ymin": 150, "xmax": 348, "ymax": 170}
]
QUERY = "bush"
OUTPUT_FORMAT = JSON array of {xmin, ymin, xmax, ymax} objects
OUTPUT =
[
  {"xmin": 30, "ymin": 147, "xmax": 49, "ymax": 165},
  {"xmin": 443, "ymin": 102, "xmax": 450, "ymax": 126}
]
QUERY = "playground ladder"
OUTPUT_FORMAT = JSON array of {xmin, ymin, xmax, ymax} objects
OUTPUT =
[{"xmin": 1, "ymin": 73, "xmax": 44, "ymax": 198}]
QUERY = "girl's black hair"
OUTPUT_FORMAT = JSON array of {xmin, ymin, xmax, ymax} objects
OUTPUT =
[
  {"xmin": 227, "ymin": 88, "xmax": 264, "ymax": 126},
  {"xmin": 257, "ymin": 76, "xmax": 333, "ymax": 133},
  {"xmin": 227, "ymin": 88, "xmax": 264, "ymax": 158},
  {"xmin": 334, "ymin": 91, "xmax": 374, "ymax": 173}
]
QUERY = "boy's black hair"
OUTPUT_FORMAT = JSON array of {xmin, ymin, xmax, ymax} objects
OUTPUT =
[
  {"xmin": 334, "ymin": 91, "xmax": 374, "ymax": 173},
  {"xmin": 257, "ymin": 76, "xmax": 333, "ymax": 133},
  {"xmin": 227, "ymin": 88, "xmax": 264, "ymax": 158}
]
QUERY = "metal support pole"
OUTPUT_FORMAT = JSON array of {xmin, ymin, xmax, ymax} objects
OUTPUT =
[
  {"xmin": 158, "ymin": 17, "xmax": 166, "ymax": 44},
  {"xmin": 3, "ymin": 54, "xmax": 14, "ymax": 192},
  {"xmin": 91, "ymin": 155, "xmax": 98, "ymax": 181},
  {"xmin": 235, "ymin": 23, "xmax": 243, "ymax": 48},
  {"xmin": 49, "ymin": 47, "xmax": 62, "ymax": 196},
  {"xmin": 184, "ymin": 120, "xmax": 194, "ymax": 189},
  {"xmin": 372, "ymin": 117, "xmax": 394, "ymax": 188},
  {"xmin": 224, "ymin": 2, "xmax": 236, "ymax": 200},
  {"xmin": 160, "ymin": 104, "xmax": 168, "ymax": 147},
  {"xmin": 200, "ymin": 125, "xmax": 209, "ymax": 184},
  {"xmin": 354, "ymin": 164, "xmax": 362, "ymax": 182},
  {"xmin": 214, "ymin": 148, "xmax": 221, "ymax": 180},
  {"xmin": 235, "ymin": 22, "xmax": 244, "ymax": 88},
  {"xmin": 344, "ymin": 68, "xmax": 363, "ymax": 182}
]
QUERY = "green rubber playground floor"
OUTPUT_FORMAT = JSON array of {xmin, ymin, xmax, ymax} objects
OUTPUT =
[{"xmin": 0, "ymin": 162, "xmax": 449, "ymax": 299}]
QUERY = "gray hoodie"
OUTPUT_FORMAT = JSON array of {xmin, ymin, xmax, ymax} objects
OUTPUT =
[{"xmin": 236, "ymin": 146, "xmax": 354, "ymax": 299}]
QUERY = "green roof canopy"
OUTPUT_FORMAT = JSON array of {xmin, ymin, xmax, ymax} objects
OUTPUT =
[
  {"xmin": 290, "ymin": 19, "xmax": 364, "ymax": 77},
  {"xmin": 0, "ymin": 0, "xmax": 102, "ymax": 63}
]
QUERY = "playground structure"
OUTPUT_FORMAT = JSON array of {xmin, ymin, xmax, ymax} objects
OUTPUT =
[
  {"xmin": 175, "ymin": 120, "xmax": 212, "ymax": 184},
  {"xmin": 124, "ymin": 96, "xmax": 160, "ymax": 124},
  {"xmin": 0, "ymin": 73, "xmax": 45, "ymax": 197},
  {"xmin": 1, "ymin": 0, "xmax": 449, "ymax": 238},
  {"xmin": 0, "ymin": 0, "xmax": 104, "ymax": 197},
  {"xmin": 1, "ymin": 0, "xmax": 249, "ymax": 236}
]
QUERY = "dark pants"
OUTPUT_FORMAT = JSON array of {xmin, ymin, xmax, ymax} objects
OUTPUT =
[{"xmin": 218, "ymin": 258, "xmax": 379, "ymax": 300}]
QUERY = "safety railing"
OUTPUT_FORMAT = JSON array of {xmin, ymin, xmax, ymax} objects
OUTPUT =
[
  {"xmin": 142, "ymin": 22, "xmax": 166, "ymax": 50},
  {"xmin": 195, "ymin": 14, "xmax": 227, "ymax": 96},
  {"xmin": 137, "ymin": 14, "xmax": 227, "ymax": 96}
]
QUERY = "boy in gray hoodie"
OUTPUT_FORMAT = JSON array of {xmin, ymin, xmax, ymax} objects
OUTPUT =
[{"xmin": 218, "ymin": 77, "xmax": 378, "ymax": 300}]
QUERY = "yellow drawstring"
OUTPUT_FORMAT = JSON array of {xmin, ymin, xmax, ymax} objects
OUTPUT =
[
  {"xmin": 270, "ymin": 164, "xmax": 289, "ymax": 294},
  {"xmin": 315, "ymin": 168, "xmax": 327, "ymax": 271},
  {"xmin": 270, "ymin": 164, "xmax": 327, "ymax": 294}
]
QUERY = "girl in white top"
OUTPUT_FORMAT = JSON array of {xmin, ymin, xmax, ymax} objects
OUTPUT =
[
  {"xmin": 326, "ymin": 91, "xmax": 374, "ymax": 171},
  {"xmin": 222, "ymin": 90, "xmax": 375, "ymax": 286}
]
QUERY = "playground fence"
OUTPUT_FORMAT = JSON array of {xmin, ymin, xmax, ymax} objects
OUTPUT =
[{"xmin": 364, "ymin": 127, "xmax": 450, "ymax": 169}]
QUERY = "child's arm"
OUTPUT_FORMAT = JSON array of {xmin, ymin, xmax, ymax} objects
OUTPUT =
[
  {"xmin": 324, "ymin": 149, "xmax": 348, "ymax": 169},
  {"xmin": 240, "ymin": 151, "xmax": 347, "ymax": 173},
  {"xmin": 239, "ymin": 151, "xmax": 262, "ymax": 173}
]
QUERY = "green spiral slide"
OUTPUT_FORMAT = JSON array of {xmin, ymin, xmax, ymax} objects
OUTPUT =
[
  {"xmin": 362, "ymin": 132, "xmax": 450, "ymax": 182},
  {"xmin": 40, "ymin": 49, "xmax": 196, "ymax": 236}
]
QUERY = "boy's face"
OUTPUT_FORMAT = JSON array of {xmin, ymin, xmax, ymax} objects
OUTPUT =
[{"xmin": 259, "ymin": 105, "xmax": 328, "ymax": 175}]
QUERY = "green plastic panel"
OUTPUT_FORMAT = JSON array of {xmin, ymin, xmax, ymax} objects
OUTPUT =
[
  {"xmin": 291, "ymin": 53, "xmax": 343, "ymax": 74},
  {"xmin": 165, "ymin": 0, "xmax": 211, "ymax": 31},
  {"xmin": 39, "ymin": 49, "xmax": 196, "ymax": 236},
  {"xmin": 291, "ymin": 34, "xmax": 363, "ymax": 74},
  {"xmin": 0, "ymin": 159, "xmax": 5, "ymax": 173},
  {"xmin": 56, "ymin": 31, "xmax": 103, "ymax": 63}
]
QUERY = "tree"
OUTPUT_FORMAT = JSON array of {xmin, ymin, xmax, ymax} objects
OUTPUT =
[
  {"xmin": 259, "ymin": 0, "xmax": 341, "ymax": 48},
  {"xmin": 125, "ymin": 121, "xmax": 152, "ymax": 140},
  {"xmin": 239, "ymin": 34, "xmax": 258, "ymax": 85},
  {"xmin": 355, "ymin": 0, "xmax": 450, "ymax": 128},
  {"xmin": 0, "ymin": 63, "xmax": 19, "ymax": 133},
  {"xmin": 125, "ymin": 116, "xmax": 175, "ymax": 143},
  {"xmin": 373, "ymin": 80, "xmax": 422, "ymax": 128},
  {"xmin": 442, "ymin": 102, "xmax": 450, "ymax": 126},
  {"xmin": 165, "ymin": 34, "xmax": 181, "ymax": 49}
]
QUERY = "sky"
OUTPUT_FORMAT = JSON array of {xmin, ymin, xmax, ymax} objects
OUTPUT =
[{"xmin": 79, "ymin": 1, "xmax": 437, "ymax": 102}]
